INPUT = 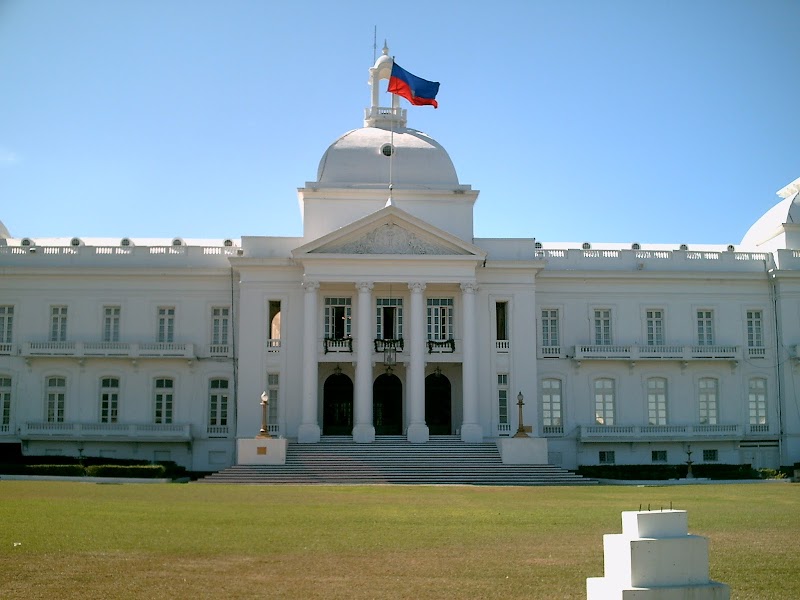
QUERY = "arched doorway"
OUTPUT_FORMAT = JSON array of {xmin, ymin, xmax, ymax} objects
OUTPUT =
[
  {"xmin": 323, "ymin": 373, "xmax": 353, "ymax": 435},
  {"xmin": 373, "ymin": 373, "xmax": 402, "ymax": 435},
  {"xmin": 425, "ymin": 372, "xmax": 452, "ymax": 435}
]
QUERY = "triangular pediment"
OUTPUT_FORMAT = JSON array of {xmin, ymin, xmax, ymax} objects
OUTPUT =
[{"xmin": 292, "ymin": 205, "xmax": 485, "ymax": 259}]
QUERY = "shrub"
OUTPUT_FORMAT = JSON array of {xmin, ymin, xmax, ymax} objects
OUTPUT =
[
  {"xmin": 85, "ymin": 464, "xmax": 167, "ymax": 479},
  {"xmin": 577, "ymin": 463, "xmax": 760, "ymax": 480},
  {"xmin": 9, "ymin": 464, "xmax": 87, "ymax": 477}
]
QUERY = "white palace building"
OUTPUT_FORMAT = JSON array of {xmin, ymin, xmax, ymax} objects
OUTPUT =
[{"xmin": 1, "ymin": 50, "xmax": 799, "ymax": 473}]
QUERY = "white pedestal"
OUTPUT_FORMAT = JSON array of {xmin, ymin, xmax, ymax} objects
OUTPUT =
[
  {"xmin": 460, "ymin": 423, "xmax": 483, "ymax": 443},
  {"xmin": 297, "ymin": 423, "xmax": 320, "ymax": 443},
  {"xmin": 237, "ymin": 438, "xmax": 287, "ymax": 465},
  {"xmin": 587, "ymin": 510, "xmax": 730, "ymax": 600},
  {"xmin": 497, "ymin": 437, "xmax": 548, "ymax": 464},
  {"xmin": 352, "ymin": 423, "xmax": 375, "ymax": 443}
]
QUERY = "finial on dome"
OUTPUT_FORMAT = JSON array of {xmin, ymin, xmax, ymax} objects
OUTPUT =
[{"xmin": 383, "ymin": 41, "xmax": 389, "ymax": 56}]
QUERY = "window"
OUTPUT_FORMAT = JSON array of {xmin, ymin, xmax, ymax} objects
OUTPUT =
[
  {"xmin": 746, "ymin": 310, "xmax": 763, "ymax": 348},
  {"xmin": 748, "ymin": 378, "xmax": 767, "ymax": 425},
  {"xmin": 376, "ymin": 298, "xmax": 403, "ymax": 340},
  {"xmin": 647, "ymin": 377, "xmax": 667, "ymax": 425},
  {"xmin": 541, "ymin": 378, "xmax": 562, "ymax": 427},
  {"xmin": 208, "ymin": 379, "xmax": 229, "ymax": 427},
  {"xmin": 267, "ymin": 373, "xmax": 279, "ymax": 426},
  {"xmin": 703, "ymin": 449, "xmax": 719, "ymax": 462},
  {"xmin": 268, "ymin": 301, "xmax": 281, "ymax": 340},
  {"xmin": 0, "ymin": 306, "xmax": 13, "ymax": 344},
  {"xmin": 426, "ymin": 298, "xmax": 454, "ymax": 341},
  {"xmin": 696, "ymin": 310, "xmax": 713, "ymax": 346},
  {"xmin": 594, "ymin": 309, "xmax": 612, "ymax": 346},
  {"xmin": 46, "ymin": 376, "xmax": 66, "ymax": 423},
  {"xmin": 324, "ymin": 298, "xmax": 352, "ymax": 339},
  {"xmin": 0, "ymin": 376, "xmax": 11, "ymax": 429},
  {"xmin": 154, "ymin": 378, "xmax": 174, "ymax": 424},
  {"xmin": 495, "ymin": 302, "xmax": 508, "ymax": 341},
  {"xmin": 50, "ymin": 306, "xmax": 67, "ymax": 342},
  {"xmin": 599, "ymin": 450, "xmax": 615, "ymax": 464},
  {"xmin": 645, "ymin": 309, "xmax": 664, "ymax": 346},
  {"xmin": 698, "ymin": 377, "xmax": 718, "ymax": 425},
  {"xmin": 99, "ymin": 377, "xmax": 119, "ymax": 423},
  {"xmin": 541, "ymin": 309, "xmax": 559, "ymax": 348},
  {"xmin": 497, "ymin": 373, "xmax": 509, "ymax": 427},
  {"xmin": 211, "ymin": 307, "xmax": 230, "ymax": 345},
  {"xmin": 103, "ymin": 306, "xmax": 120, "ymax": 342},
  {"xmin": 157, "ymin": 307, "xmax": 175, "ymax": 343},
  {"xmin": 594, "ymin": 378, "xmax": 615, "ymax": 425},
  {"xmin": 651, "ymin": 450, "xmax": 667, "ymax": 463}
]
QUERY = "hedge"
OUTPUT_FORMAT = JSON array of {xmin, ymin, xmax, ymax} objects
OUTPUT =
[
  {"xmin": 85, "ymin": 464, "xmax": 167, "ymax": 479},
  {"xmin": 577, "ymin": 463, "xmax": 760, "ymax": 480}
]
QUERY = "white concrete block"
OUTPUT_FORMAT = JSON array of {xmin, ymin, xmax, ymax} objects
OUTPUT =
[
  {"xmin": 497, "ymin": 437, "xmax": 548, "ymax": 464},
  {"xmin": 622, "ymin": 510, "xmax": 688, "ymax": 539},
  {"xmin": 237, "ymin": 437, "xmax": 287, "ymax": 465},
  {"xmin": 588, "ymin": 578, "xmax": 730, "ymax": 600}
]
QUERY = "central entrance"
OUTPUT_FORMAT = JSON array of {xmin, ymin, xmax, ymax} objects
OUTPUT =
[
  {"xmin": 425, "ymin": 373, "xmax": 452, "ymax": 435},
  {"xmin": 323, "ymin": 373, "xmax": 353, "ymax": 435},
  {"xmin": 373, "ymin": 373, "xmax": 402, "ymax": 435}
]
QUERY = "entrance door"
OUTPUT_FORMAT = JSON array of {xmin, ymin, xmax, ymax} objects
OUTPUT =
[
  {"xmin": 323, "ymin": 373, "xmax": 353, "ymax": 435},
  {"xmin": 425, "ymin": 373, "xmax": 452, "ymax": 435},
  {"xmin": 373, "ymin": 373, "xmax": 402, "ymax": 435}
]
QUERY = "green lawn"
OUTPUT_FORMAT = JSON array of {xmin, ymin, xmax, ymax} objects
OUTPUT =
[{"xmin": 1, "ymin": 481, "xmax": 797, "ymax": 599}]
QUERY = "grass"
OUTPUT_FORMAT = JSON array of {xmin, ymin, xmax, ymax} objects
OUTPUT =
[{"xmin": 0, "ymin": 481, "xmax": 797, "ymax": 599}]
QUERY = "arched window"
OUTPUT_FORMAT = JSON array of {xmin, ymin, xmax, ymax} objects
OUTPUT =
[
  {"xmin": 647, "ymin": 377, "xmax": 667, "ymax": 425},
  {"xmin": 100, "ymin": 377, "xmax": 120, "ymax": 424},
  {"xmin": 698, "ymin": 377, "xmax": 718, "ymax": 425},
  {"xmin": 154, "ymin": 378, "xmax": 174, "ymax": 424},
  {"xmin": 46, "ymin": 376, "xmax": 66, "ymax": 423},
  {"xmin": 594, "ymin": 378, "xmax": 615, "ymax": 425},
  {"xmin": 208, "ymin": 378, "xmax": 229, "ymax": 429},
  {"xmin": 541, "ymin": 378, "xmax": 563, "ymax": 431},
  {"xmin": 748, "ymin": 378, "xmax": 767, "ymax": 425}
]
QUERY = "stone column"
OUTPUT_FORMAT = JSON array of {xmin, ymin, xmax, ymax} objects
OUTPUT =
[
  {"xmin": 353, "ymin": 281, "xmax": 375, "ymax": 443},
  {"xmin": 406, "ymin": 281, "xmax": 429, "ymax": 443},
  {"xmin": 298, "ymin": 280, "xmax": 321, "ymax": 443},
  {"xmin": 460, "ymin": 281, "xmax": 483, "ymax": 442}
]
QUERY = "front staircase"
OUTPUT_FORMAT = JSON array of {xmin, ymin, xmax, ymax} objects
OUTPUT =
[{"xmin": 198, "ymin": 436, "xmax": 596, "ymax": 486}]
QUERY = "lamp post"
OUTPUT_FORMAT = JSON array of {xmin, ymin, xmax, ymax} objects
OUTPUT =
[
  {"xmin": 258, "ymin": 392, "xmax": 271, "ymax": 438},
  {"xmin": 513, "ymin": 391, "xmax": 528, "ymax": 438}
]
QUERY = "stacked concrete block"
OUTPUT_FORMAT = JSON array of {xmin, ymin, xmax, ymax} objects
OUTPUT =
[{"xmin": 587, "ymin": 510, "xmax": 730, "ymax": 599}]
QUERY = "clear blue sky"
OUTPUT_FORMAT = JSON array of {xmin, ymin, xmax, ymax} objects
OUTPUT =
[{"xmin": 1, "ymin": 0, "xmax": 798, "ymax": 245}]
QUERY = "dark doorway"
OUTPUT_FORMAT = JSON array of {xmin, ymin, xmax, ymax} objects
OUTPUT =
[
  {"xmin": 323, "ymin": 373, "xmax": 353, "ymax": 435},
  {"xmin": 425, "ymin": 372, "xmax": 452, "ymax": 435},
  {"xmin": 373, "ymin": 373, "xmax": 402, "ymax": 435}
]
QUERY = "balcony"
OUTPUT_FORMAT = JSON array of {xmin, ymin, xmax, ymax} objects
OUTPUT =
[
  {"xmin": 0, "ymin": 343, "xmax": 16, "ymax": 355},
  {"xmin": 540, "ymin": 346, "xmax": 561, "ymax": 358},
  {"xmin": 427, "ymin": 339, "xmax": 456, "ymax": 354},
  {"xmin": 578, "ymin": 423, "xmax": 756, "ymax": 442},
  {"xmin": 323, "ymin": 337, "xmax": 352, "ymax": 354},
  {"xmin": 20, "ymin": 421, "xmax": 192, "ymax": 442},
  {"xmin": 572, "ymin": 344, "xmax": 741, "ymax": 365},
  {"xmin": 495, "ymin": 340, "xmax": 510, "ymax": 353},
  {"xmin": 374, "ymin": 338, "xmax": 404, "ymax": 353},
  {"xmin": 207, "ymin": 344, "xmax": 231, "ymax": 357},
  {"xmin": 266, "ymin": 339, "xmax": 281, "ymax": 353},
  {"xmin": 21, "ymin": 341, "xmax": 195, "ymax": 360}
]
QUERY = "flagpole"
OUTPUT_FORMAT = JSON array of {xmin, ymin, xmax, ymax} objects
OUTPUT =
[{"xmin": 388, "ymin": 55, "xmax": 395, "ymax": 205}]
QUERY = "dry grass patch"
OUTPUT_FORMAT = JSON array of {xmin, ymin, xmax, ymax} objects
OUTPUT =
[{"xmin": 0, "ymin": 481, "xmax": 797, "ymax": 599}]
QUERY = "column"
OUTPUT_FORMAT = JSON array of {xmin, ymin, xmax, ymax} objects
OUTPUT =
[
  {"xmin": 406, "ymin": 281, "xmax": 429, "ymax": 443},
  {"xmin": 298, "ymin": 280, "xmax": 321, "ymax": 443},
  {"xmin": 460, "ymin": 281, "xmax": 483, "ymax": 442},
  {"xmin": 353, "ymin": 281, "xmax": 375, "ymax": 443}
]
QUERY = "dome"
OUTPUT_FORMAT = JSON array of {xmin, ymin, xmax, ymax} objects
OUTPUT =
[
  {"xmin": 0, "ymin": 219, "xmax": 9, "ymax": 239},
  {"xmin": 740, "ymin": 177, "xmax": 800, "ymax": 249},
  {"xmin": 315, "ymin": 126, "xmax": 459, "ymax": 189}
]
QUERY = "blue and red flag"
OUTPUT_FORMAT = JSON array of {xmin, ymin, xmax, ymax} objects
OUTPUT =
[{"xmin": 388, "ymin": 62, "xmax": 440, "ymax": 108}]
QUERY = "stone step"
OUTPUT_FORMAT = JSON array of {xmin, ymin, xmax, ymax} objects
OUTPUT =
[{"xmin": 199, "ymin": 437, "xmax": 596, "ymax": 486}]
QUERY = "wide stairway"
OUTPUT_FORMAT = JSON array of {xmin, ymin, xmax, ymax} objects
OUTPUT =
[{"xmin": 198, "ymin": 436, "xmax": 596, "ymax": 486}]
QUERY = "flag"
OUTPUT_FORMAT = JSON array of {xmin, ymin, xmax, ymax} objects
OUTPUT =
[{"xmin": 388, "ymin": 62, "xmax": 439, "ymax": 108}]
